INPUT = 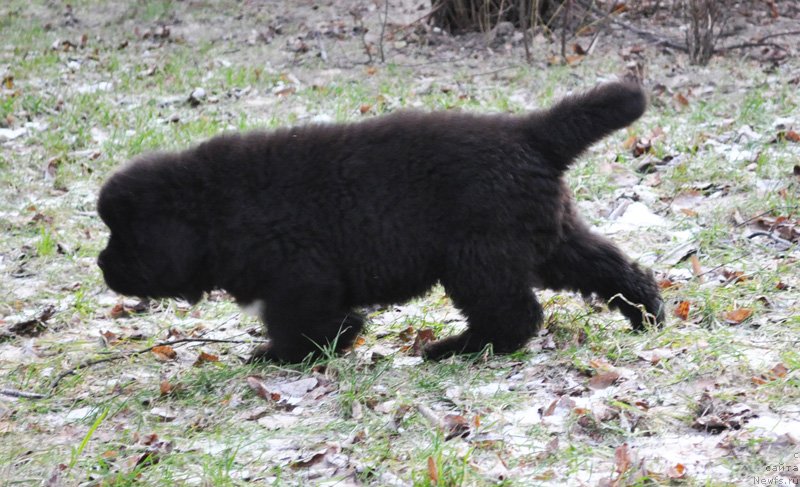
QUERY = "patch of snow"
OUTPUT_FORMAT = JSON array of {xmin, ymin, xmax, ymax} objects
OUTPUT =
[{"xmin": 0, "ymin": 127, "xmax": 26, "ymax": 141}]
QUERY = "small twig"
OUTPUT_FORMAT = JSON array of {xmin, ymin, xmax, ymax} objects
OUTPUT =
[
  {"xmin": 467, "ymin": 64, "xmax": 518, "ymax": 78},
  {"xmin": 586, "ymin": 0, "xmax": 616, "ymax": 56},
  {"xmin": 379, "ymin": 0, "xmax": 390, "ymax": 63},
  {"xmin": 1, "ymin": 388, "xmax": 47, "ymax": 400},
  {"xmin": 560, "ymin": 0, "xmax": 572, "ymax": 62},
  {"xmin": 749, "ymin": 29, "xmax": 800, "ymax": 43},
  {"xmin": 48, "ymin": 337, "xmax": 268, "ymax": 391},
  {"xmin": 733, "ymin": 206, "xmax": 800, "ymax": 228},
  {"xmin": 747, "ymin": 231, "xmax": 794, "ymax": 250},
  {"xmin": 717, "ymin": 41, "xmax": 786, "ymax": 52},
  {"xmin": 576, "ymin": 0, "xmax": 688, "ymax": 52}
]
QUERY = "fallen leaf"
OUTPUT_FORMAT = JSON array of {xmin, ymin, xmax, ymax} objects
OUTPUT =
[
  {"xmin": 193, "ymin": 351, "xmax": 219, "ymax": 367},
  {"xmin": 770, "ymin": 363, "xmax": 788, "ymax": 378},
  {"xmin": 359, "ymin": 104, "xmax": 372, "ymax": 114},
  {"xmin": 632, "ymin": 138, "xmax": 651, "ymax": 157},
  {"xmin": 246, "ymin": 376, "xmax": 280, "ymax": 401},
  {"xmin": 151, "ymin": 345, "xmax": 177, "ymax": 361},
  {"xmin": 398, "ymin": 326, "xmax": 415, "ymax": 342},
  {"xmin": 779, "ymin": 130, "xmax": 800, "ymax": 143},
  {"xmin": 722, "ymin": 308, "xmax": 752, "ymax": 325},
  {"xmin": 5, "ymin": 306, "xmax": 56, "ymax": 337},
  {"xmin": 674, "ymin": 301, "xmax": 690, "ymax": 320},
  {"xmin": 427, "ymin": 456, "xmax": 438, "ymax": 483},
  {"xmin": 132, "ymin": 439, "xmax": 173, "ymax": 468},
  {"xmin": 667, "ymin": 463, "xmax": 686, "ymax": 479},
  {"xmin": 589, "ymin": 370, "xmax": 620, "ymax": 390},
  {"xmin": 674, "ymin": 92, "xmax": 689, "ymax": 107},
  {"xmin": 622, "ymin": 134, "xmax": 637, "ymax": 150},
  {"xmin": 100, "ymin": 330, "xmax": 119, "ymax": 346},
  {"xmin": 274, "ymin": 86, "xmax": 295, "ymax": 96},
  {"xmin": 159, "ymin": 380, "xmax": 176, "ymax": 396},
  {"xmin": 657, "ymin": 278, "xmax": 677, "ymax": 289},
  {"xmin": 411, "ymin": 328, "xmax": 436, "ymax": 355},
  {"xmin": 290, "ymin": 445, "xmax": 339, "ymax": 469},
  {"xmin": 689, "ymin": 254, "xmax": 703, "ymax": 280},
  {"xmin": 614, "ymin": 443, "xmax": 631, "ymax": 475},
  {"xmin": 442, "ymin": 414, "xmax": 470, "ymax": 440}
]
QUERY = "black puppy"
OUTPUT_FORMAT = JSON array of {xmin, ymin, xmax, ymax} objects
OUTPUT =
[{"xmin": 97, "ymin": 82, "xmax": 664, "ymax": 362}]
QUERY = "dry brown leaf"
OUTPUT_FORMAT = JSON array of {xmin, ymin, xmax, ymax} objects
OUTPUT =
[
  {"xmin": 589, "ymin": 358, "xmax": 612, "ymax": 370},
  {"xmin": 543, "ymin": 399, "xmax": 558, "ymax": 416},
  {"xmin": 109, "ymin": 303, "xmax": 128, "ymax": 319},
  {"xmin": 290, "ymin": 446, "xmax": 338, "ymax": 469},
  {"xmin": 274, "ymin": 86, "xmax": 295, "ymax": 96},
  {"xmin": 632, "ymin": 138, "xmax": 651, "ymax": 157},
  {"xmin": 100, "ymin": 330, "xmax": 119, "ymax": 346},
  {"xmin": 193, "ymin": 351, "xmax": 219, "ymax": 367},
  {"xmin": 151, "ymin": 345, "xmax": 177, "ymax": 361},
  {"xmin": 667, "ymin": 463, "xmax": 687, "ymax": 479},
  {"xmin": 622, "ymin": 134, "xmax": 637, "ymax": 150},
  {"xmin": 411, "ymin": 328, "xmax": 436, "ymax": 355},
  {"xmin": 722, "ymin": 308, "xmax": 752, "ymax": 325},
  {"xmin": 689, "ymin": 254, "xmax": 703, "ymax": 280},
  {"xmin": 398, "ymin": 326, "xmax": 415, "ymax": 342},
  {"xmin": 674, "ymin": 301, "xmax": 690, "ymax": 320},
  {"xmin": 359, "ymin": 104, "xmax": 372, "ymax": 114},
  {"xmin": 352, "ymin": 335, "xmax": 366, "ymax": 348},
  {"xmin": 442, "ymin": 414, "xmax": 470, "ymax": 440},
  {"xmin": 427, "ymin": 456, "xmax": 438, "ymax": 483},
  {"xmin": 674, "ymin": 92, "xmax": 689, "ymax": 107},
  {"xmin": 781, "ymin": 130, "xmax": 800, "ymax": 143},
  {"xmin": 770, "ymin": 363, "xmax": 788, "ymax": 378},
  {"xmin": 722, "ymin": 269, "xmax": 748, "ymax": 283},
  {"xmin": 589, "ymin": 370, "xmax": 620, "ymax": 390},
  {"xmin": 614, "ymin": 443, "xmax": 631, "ymax": 475},
  {"xmin": 246, "ymin": 376, "xmax": 280, "ymax": 402},
  {"xmin": 159, "ymin": 381, "xmax": 173, "ymax": 396},
  {"xmin": 657, "ymin": 278, "xmax": 677, "ymax": 290}
]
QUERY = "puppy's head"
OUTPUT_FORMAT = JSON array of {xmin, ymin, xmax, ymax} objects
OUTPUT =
[{"xmin": 97, "ymin": 153, "xmax": 208, "ymax": 303}]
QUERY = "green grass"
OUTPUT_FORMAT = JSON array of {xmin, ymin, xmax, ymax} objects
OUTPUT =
[{"xmin": 1, "ymin": 0, "xmax": 799, "ymax": 485}]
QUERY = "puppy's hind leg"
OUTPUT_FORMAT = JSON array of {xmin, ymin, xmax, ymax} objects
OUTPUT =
[
  {"xmin": 539, "ymin": 229, "xmax": 664, "ymax": 330},
  {"xmin": 247, "ymin": 279, "xmax": 364, "ymax": 363}
]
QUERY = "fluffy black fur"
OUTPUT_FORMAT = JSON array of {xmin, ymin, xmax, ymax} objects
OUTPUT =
[{"xmin": 97, "ymin": 82, "xmax": 664, "ymax": 362}]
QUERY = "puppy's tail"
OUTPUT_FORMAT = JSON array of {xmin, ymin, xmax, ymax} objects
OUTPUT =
[{"xmin": 526, "ymin": 82, "xmax": 646, "ymax": 172}]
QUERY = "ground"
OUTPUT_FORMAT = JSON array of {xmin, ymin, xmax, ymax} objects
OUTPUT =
[{"xmin": 1, "ymin": 1, "xmax": 799, "ymax": 485}]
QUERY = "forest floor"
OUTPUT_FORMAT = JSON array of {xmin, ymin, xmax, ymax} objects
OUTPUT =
[{"xmin": 1, "ymin": 0, "xmax": 799, "ymax": 485}]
